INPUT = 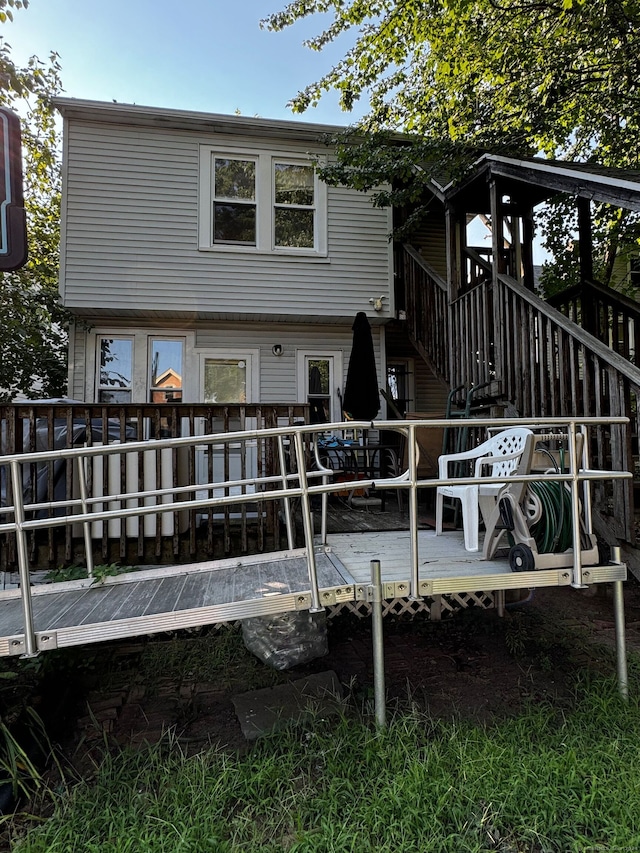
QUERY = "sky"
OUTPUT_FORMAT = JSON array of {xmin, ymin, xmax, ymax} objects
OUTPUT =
[
  {"xmin": 3, "ymin": 0, "xmax": 538, "ymax": 259},
  {"xmin": 3, "ymin": 0, "xmax": 364, "ymax": 126}
]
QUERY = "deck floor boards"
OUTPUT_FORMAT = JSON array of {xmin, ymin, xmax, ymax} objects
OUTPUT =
[{"xmin": 325, "ymin": 530, "xmax": 511, "ymax": 584}]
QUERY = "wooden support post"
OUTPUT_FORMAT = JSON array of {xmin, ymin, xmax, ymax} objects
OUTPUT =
[
  {"xmin": 446, "ymin": 203, "xmax": 461, "ymax": 387},
  {"xmin": 522, "ymin": 208, "xmax": 535, "ymax": 291},
  {"xmin": 578, "ymin": 198, "xmax": 597, "ymax": 337},
  {"xmin": 489, "ymin": 179, "xmax": 505, "ymax": 395}
]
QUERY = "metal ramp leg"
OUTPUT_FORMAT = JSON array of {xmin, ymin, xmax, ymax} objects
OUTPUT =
[
  {"xmin": 370, "ymin": 559, "xmax": 386, "ymax": 728},
  {"xmin": 611, "ymin": 546, "xmax": 628, "ymax": 701}
]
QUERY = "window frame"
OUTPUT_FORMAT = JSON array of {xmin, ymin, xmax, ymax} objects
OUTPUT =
[
  {"xmin": 211, "ymin": 155, "xmax": 258, "ymax": 247},
  {"xmin": 198, "ymin": 349, "xmax": 260, "ymax": 405},
  {"xmin": 147, "ymin": 336, "xmax": 186, "ymax": 403},
  {"xmin": 199, "ymin": 145, "xmax": 327, "ymax": 256},
  {"xmin": 89, "ymin": 330, "xmax": 195, "ymax": 404}
]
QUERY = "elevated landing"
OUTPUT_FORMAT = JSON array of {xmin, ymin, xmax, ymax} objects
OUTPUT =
[{"xmin": 326, "ymin": 530, "xmax": 626, "ymax": 596}]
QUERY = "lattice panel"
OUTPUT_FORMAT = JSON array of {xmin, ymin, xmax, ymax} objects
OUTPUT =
[{"xmin": 327, "ymin": 591, "xmax": 496, "ymax": 620}]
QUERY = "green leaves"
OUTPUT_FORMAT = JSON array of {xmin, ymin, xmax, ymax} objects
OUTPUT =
[
  {"xmin": 266, "ymin": 0, "xmax": 640, "ymax": 164},
  {"xmin": 0, "ymin": 10, "xmax": 66, "ymax": 401},
  {"xmin": 267, "ymin": 0, "xmax": 640, "ymax": 284}
]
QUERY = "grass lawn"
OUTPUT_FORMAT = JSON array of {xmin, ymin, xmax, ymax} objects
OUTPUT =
[{"xmin": 7, "ymin": 671, "xmax": 640, "ymax": 851}]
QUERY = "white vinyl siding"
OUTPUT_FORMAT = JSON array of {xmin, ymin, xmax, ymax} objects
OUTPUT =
[
  {"xmin": 60, "ymin": 120, "xmax": 393, "ymax": 322},
  {"xmin": 78, "ymin": 320, "xmax": 384, "ymax": 411},
  {"xmin": 194, "ymin": 322, "xmax": 383, "ymax": 407}
]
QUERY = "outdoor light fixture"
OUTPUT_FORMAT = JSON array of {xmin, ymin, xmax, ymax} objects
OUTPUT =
[{"xmin": 272, "ymin": 344, "xmax": 283, "ymax": 356}]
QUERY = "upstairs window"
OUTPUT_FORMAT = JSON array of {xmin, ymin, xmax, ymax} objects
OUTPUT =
[
  {"xmin": 273, "ymin": 162, "xmax": 315, "ymax": 249},
  {"xmin": 213, "ymin": 157, "xmax": 256, "ymax": 245},
  {"xmin": 199, "ymin": 146, "xmax": 326, "ymax": 255}
]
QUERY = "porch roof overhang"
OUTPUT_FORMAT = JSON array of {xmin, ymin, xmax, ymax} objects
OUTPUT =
[{"xmin": 445, "ymin": 154, "xmax": 640, "ymax": 214}]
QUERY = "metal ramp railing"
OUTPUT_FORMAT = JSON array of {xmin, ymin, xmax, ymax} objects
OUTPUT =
[{"xmin": 0, "ymin": 418, "xmax": 632, "ymax": 670}]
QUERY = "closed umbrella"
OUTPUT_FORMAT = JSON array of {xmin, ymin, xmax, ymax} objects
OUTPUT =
[{"xmin": 342, "ymin": 311, "xmax": 380, "ymax": 421}]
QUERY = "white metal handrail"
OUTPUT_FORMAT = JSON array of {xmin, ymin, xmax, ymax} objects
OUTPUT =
[{"xmin": 0, "ymin": 416, "xmax": 631, "ymax": 657}]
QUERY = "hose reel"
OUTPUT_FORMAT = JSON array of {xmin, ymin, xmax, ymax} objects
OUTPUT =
[{"xmin": 483, "ymin": 440, "xmax": 600, "ymax": 571}]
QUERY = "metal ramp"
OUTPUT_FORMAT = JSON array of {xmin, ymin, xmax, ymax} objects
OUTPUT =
[
  {"xmin": 0, "ymin": 414, "xmax": 632, "ymax": 703},
  {"xmin": 0, "ymin": 549, "xmax": 356, "ymax": 657}
]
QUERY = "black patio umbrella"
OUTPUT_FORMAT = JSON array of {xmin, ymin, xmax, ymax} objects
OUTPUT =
[{"xmin": 342, "ymin": 311, "xmax": 380, "ymax": 421}]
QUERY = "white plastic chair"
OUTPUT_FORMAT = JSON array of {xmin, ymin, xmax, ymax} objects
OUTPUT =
[{"xmin": 435, "ymin": 427, "xmax": 534, "ymax": 552}]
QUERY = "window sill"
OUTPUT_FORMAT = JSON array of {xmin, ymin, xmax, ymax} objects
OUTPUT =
[{"xmin": 197, "ymin": 245, "xmax": 330, "ymax": 261}]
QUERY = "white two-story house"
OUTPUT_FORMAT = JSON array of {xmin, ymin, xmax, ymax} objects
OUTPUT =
[{"xmin": 55, "ymin": 98, "xmax": 448, "ymax": 423}]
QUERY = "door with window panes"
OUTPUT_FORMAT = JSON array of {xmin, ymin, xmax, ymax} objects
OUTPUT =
[{"xmin": 297, "ymin": 352, "xmax": 343, "ymax": 424}]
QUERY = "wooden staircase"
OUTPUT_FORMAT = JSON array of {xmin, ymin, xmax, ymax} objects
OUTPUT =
[{"xmin": 398, "ymin": 243, "xmax": 640, "ymax": 551}]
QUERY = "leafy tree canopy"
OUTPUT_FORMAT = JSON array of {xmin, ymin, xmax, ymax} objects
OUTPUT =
[
  {"xmin": 264, "ymin": 0, "xmax": 640, "ymax": 284},
  {"xmin": 0, "ymin": 3, "xmax": 68, "ymax": 401},
  {"xmin": 265, "ymin": 0, "xmax": 640, "ymax": 162}
]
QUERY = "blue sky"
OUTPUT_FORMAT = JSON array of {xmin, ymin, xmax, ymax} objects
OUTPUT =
[{"xmin": 4, "ymin": 0, "xmax": 364, "ymax": 125}]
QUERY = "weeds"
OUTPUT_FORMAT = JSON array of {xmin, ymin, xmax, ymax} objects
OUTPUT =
[{"xmin": 45, "ymin": 563, "xmax": 136, "ymax": 584}]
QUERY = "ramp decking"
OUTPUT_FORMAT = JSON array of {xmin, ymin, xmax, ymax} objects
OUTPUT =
[
  {"xmin": 0, "ymin": 531, "xmax": 626, "ymax": 656},
  {"xmin": 0, "ymin": 548, "xmax": 355, "ymax": 656}
]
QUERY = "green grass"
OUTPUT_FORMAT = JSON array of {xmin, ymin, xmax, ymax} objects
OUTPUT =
[{"xmin": 9, "ymin": 674, "xmax": 640, "ymax": 853}]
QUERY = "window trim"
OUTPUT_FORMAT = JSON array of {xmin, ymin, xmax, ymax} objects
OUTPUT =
[{"xmin": 199, "ymin": 144, "xmax": 327, "ymax": 256}]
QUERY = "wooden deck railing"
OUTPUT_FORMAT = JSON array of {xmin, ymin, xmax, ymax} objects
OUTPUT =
[
  {"xmin": 397, "ymin": 239, "xmax": 640, "ymax": 545},
  {"xmin": 450, "ymin": 274, "xmax": 639, "ymax": 542},
  {"xmin": 1, "ymin": 402, "xmax": 309, "ymax": 569},
  {"xmin": 401, "ymin": 244, "xmax": 450, "ymax": 383},
  {"xmin": 548, "ymin": 278, "xmax": 640, "ymax": 364}
]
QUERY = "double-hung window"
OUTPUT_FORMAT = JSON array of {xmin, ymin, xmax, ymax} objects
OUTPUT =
[
  {"xmin": 199, "ymin": 146, "xmax": 326, "ymax": 255},
  {"xmin": 273, "ymin": 162, "xmax": 315, "ymax": 249},
  {"xmin": 212, "ymin": 157, "xmax": 257, "ymax": 246},
  {"xmin": 94, "ymin": 334, "xmax": 188, "ymax": 404}
]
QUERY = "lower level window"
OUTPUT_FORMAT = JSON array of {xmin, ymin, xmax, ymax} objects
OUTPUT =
[
  {"xmin": 98, "ymin": 338, "xmax": 133, "ymax": 403},
  {"xmin": 149, "ymin": 339, "xmax": 183, "ymax": 402},
  {"xmin": 203, "ymin": 358, "xmax": 247, "ymax": 403}
]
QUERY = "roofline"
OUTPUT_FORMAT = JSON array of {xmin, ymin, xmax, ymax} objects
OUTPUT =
[
  {"xmin": 52, "ymin": 97, "xmax": 351, "ymax": 142},
  {"xmin": 442, "ymin": 152, "xmax": 640, "ymax": 213},
  {"xmin": 485, "ymin": 153, "xmax": 640, "ymax": 197}
]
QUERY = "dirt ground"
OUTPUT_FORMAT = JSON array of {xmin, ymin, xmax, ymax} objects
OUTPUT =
[{"xmin": 43, "ymin": 572, "xmax": 640, "ymax": 764}]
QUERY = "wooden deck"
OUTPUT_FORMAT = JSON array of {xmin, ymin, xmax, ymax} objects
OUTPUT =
[{"xmin": 0, "ymin": 531, "xmax": 626, "ymax": 657}]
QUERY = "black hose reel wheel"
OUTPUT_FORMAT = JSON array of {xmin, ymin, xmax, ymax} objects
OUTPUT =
[{"xmin": 509, "ymin": 543, "xmax": 536, "ymax": 572}]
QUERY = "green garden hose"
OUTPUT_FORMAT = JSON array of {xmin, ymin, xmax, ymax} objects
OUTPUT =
[
  {"xmin": 525, "ymin": 445, "xmax": 574, "ymax": 554},
  {"xmin": 527, "ymin": 480, "xmax": 573, "ymax": 553}
]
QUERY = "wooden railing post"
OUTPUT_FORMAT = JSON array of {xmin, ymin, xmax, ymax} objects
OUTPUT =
[{"xmin": 489, "ymin": 179, "xmax": 505, "ymax": 395}]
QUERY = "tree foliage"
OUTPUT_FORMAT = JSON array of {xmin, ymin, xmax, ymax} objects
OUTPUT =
[
  {"xmin": 265, "ymin": 0, "xmax": 640, "ymax": 160},
  {"xmin": 264, "ymin": 0, "xmax": 640, "ymax": 280},
  {"xmin": 0, "ymin": 8, "xmax": 68, "ymax": 401}
]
